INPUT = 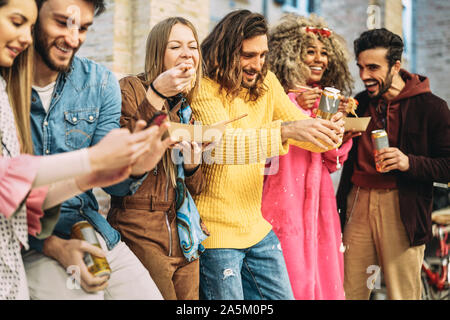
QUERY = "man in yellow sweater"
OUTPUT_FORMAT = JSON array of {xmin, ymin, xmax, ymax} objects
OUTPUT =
[{"xmin": 191, "ymin": 10, "xmax": 344, "ymax": 300}]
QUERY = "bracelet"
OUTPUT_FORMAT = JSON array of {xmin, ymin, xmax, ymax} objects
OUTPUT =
[{"xmin": 150, "ymin": 81, "xmax": 169, "ymax": 100}]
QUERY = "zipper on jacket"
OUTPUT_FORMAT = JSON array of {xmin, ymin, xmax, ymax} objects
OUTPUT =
[{"xmin": 164, "ymin": 178, "xmax": 172, "ymax": 257}]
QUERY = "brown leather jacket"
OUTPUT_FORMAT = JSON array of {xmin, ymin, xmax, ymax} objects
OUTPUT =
[{"xmin": 107, "ymin": 75, "xmax": 205, "ymax": 252}]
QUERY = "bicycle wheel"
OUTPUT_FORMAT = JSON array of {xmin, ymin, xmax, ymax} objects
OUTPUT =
[{"xmin": 421, "ymin": 272, "xmax": 433, "ymax": 300}]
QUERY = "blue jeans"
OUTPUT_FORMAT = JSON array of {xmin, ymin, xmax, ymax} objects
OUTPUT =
[{"xmin": 199, "ymin": 230, "xmax": 294, "ymax": 300}]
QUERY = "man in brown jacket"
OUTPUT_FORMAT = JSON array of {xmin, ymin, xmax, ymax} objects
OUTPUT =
[{"xmin": 336, "ymin": 28, "xmax": 450, "ymax": 300}]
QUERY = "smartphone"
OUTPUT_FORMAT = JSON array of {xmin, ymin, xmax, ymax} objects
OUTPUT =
[{"xmin": 146, "ymin": 111, "xmax": 168, "ymax": 128}]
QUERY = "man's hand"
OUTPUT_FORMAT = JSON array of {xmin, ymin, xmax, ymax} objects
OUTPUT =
[
  {"xmin": 295, "ymin": 87, "xmax": 322, "ymax": 110},
  {"xmin": 281, "ymin": 117, "xmax": 343, "ymax": 150},
  {"xmin": 43, "ymin": 235, "xmax": 109, "ymax": 293},
  {"xmin": 129, "ymin": 120, "xmax": 175, "ymax": 176},
  {"xmin": 375, "ymin": 147, "xmax": 410, "ymax": 172},
  {"xmin": 342, "ymin": 129, "xmax": 362, "ymax": 143}
]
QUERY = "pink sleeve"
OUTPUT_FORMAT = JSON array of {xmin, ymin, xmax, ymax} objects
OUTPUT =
[
  {"xmin": 26, "ymin": 186, "xmax": 49, "ymax": 237},
  {"xmin": 322, "ymin": 138, "xmax": 353, "ymax": 173},
  {"xmin": 0, "ymin": 155, "xmax": 41, "ymax": 218},
  {"xmin": 287, "ymin": 92, "xmax": 313, "ymax": 117}
]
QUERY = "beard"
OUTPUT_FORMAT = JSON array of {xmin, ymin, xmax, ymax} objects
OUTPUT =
[
  {"xmin": 34, "ymin": 20, "xmax": 78, "ymax": 73},
  {"xmin": 241, "ymin": 67, "xmax": 263, "ymax": 89},
  {"xmin": 368, "ymin": 67, "xmax": 394, "ymax": 99}
]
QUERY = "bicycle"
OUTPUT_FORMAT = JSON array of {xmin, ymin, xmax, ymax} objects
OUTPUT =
[{"xmin": 421, "ymin": 206, "xmax": 450, "ymax": 300}]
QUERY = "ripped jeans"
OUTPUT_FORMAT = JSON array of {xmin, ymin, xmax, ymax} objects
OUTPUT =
[{"xmin": 199, "ymin": 230, "xmax": 294, "ymax": 300}]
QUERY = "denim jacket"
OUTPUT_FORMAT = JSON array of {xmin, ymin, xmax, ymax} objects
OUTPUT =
[{"xmin": 28, "ymin": 56, "xmax": 145, "ymax": 252}]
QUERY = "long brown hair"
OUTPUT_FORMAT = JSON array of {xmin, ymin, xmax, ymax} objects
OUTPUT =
[
  {"xmin": 142, "ymin": 17, "xmax": 202, "ymax": 105},
  {"xmin": 201, "ymin": 10, "xmax": 268, "ymax": 102},
  {"xmin": 142, "ymin": 17, "xmax": 203, "ymax": 186},
  {"xmin": 268, "ymin": 14, "xmax": 354, "ymax": 96},
  {"xmin": 0, "ymin": 0, "xmax": 34, "ymax": 154}
]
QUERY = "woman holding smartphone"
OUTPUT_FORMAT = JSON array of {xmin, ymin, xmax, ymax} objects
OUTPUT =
[
  {"xmin": 0, "ymin": 0, "xmax": 171, "ymax": 299},
  {"xmin": 107, "ymin": 17, "xmax": 208, "ymax": 300}
]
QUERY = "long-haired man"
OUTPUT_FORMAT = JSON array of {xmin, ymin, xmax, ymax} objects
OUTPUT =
[{"xmin": 191, "ymin": 9, "xmax": 345, "ymax": 300}]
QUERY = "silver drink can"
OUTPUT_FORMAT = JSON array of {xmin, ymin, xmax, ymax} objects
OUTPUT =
[
  {"xmin": 371, "ymin": 129, "xmax": 389, "ymax": 172},
  {"xmin": 316, "ymin": 87, "xmax": 341, "ymax": 120}
]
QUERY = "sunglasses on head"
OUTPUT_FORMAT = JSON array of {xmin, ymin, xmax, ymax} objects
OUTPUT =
[{"xmin": 304, "ymin": 26, "xmax": 332, "ymax": 38}]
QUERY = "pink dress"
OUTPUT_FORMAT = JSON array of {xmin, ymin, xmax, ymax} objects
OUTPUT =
[{"xmin": 262, "ymin": 92, "xmax": 352, "ymax": 300}]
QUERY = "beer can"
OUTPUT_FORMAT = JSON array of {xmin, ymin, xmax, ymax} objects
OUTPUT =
[
  {"xmin": 71, "ymin": 221, "xmax": 111, "ymax": 278},
  {"xmin": 371, "ymin": 129, "xmax": 389, "ymax": 172},
  {"xmin": 315, "ymin": 87, "xmax": 341, "ymax": 120}
]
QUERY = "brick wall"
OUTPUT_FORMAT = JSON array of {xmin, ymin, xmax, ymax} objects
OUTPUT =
[
  {"xmin": 77, "ymin": 0, "xmax": 210, "ymax": 213},
  {"xmin": 414, "ymin": 0, "xmax": 450, "ymax": 104},
  {"xmin": 78, "ymin": 0, "xmax": 210, "ymax": 76},
  {"xmin": 77, "ymin": 0, "xmax": 115, "ymax": 70}
]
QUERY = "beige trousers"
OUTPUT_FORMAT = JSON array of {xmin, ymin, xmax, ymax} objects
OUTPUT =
[
  {"xmin": 343, "ymin": 187, "xmax": 425, "ymax": 300},
  {"xmin": 22, "ymin": 234, "xmax": 163, "ymax": 300}
]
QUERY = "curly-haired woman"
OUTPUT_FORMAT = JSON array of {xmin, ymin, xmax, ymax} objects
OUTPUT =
[{"xmin": 262, "ymin": 14, "xmax": 358, "ymax": 300}]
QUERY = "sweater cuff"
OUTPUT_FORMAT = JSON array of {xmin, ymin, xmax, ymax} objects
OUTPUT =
[
  {"xmin": 0, "ymin": 155, "xmax": 40, "ymax": 218},
  {"xmin": 26, "ymin": 186, "xmax": 50, "ymax": 237}
]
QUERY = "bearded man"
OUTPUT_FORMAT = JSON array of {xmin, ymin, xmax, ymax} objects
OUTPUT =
[
  {"xmin": 22, "ymin": 0, "xmax": 164, "ymax": 299},
  {"xmin": 191, "ymin": 9, "xmax": 345, "ymax": 300},
  {"xmin": 337, "ymin": 28, "xmax": 450, "ymax": 300}
]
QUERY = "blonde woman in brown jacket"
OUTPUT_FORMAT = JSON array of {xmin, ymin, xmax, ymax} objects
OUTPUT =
[{"xmin": 107, "ymin": 17, "xmax": 207, "ymax": 300}]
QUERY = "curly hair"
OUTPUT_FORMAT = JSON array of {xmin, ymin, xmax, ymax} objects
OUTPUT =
[
  {"xmin": 268, "ymin": 14, "xmax": 354, "ymax": 96},
  {"xmin": 201, "ymin": 10, "xmax": 268, "ymax": 101}
]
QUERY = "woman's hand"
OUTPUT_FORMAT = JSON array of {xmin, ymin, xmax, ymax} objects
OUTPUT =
[
  {"xmin": 295, "ymin": 87, "xmax": 322, "ymax": 110},
  {"xmin": 338, "ymin": 97, "xmax": 349, "ymax": 115},
  {"xmin": 173, "ymin": 141, "xmax": 205, "ymax": 172},
  {"xmin": 87, "ymin": 128, "xmax": 154, "ymax": 172},
  {"xmin": 149, "ymin": 63, "xmax": 196, "ymax": 98},
  {"xmin": 75, "ymin": 166, "xmax": 131, "ymax": 191}
]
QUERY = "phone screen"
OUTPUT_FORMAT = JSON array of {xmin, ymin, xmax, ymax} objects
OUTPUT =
[{"xmin": 147, "ymin": 112, "xmax": 167, "ymax": 128}]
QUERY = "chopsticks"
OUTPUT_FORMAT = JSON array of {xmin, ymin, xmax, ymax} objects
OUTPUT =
[
  {"xmin": 288, "ymin": 86, "xmax": 349, "ymax": 101},
  {"xmin": 216, "ymin": 113, "xmax": 248, "ymax": 126}
]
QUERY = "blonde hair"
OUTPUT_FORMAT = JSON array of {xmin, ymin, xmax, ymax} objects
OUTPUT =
[
  {"xmin": 268, "ymin": 14, "xmax": 354, "ymax": 95},
  {"xmin": 0, "ymin": 47, "xmax": 34, "ymax": 154},
  {"xmin": 142, "ymin": 17, "xmax": 203, "ymax": 186}
]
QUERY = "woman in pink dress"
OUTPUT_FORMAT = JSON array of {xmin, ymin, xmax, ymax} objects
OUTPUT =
[
  {"xmin": 0, "ymin": 0, "xmax": 172, "ymax": 299},
  {"xmin": 263, "ymin": 14, "xmax": 359, "ymax": 300}
]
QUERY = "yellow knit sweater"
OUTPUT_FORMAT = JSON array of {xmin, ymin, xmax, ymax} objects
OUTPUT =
[{"xmin": 191, "ymin": 71, "xmax": 329, "ymax": 249}]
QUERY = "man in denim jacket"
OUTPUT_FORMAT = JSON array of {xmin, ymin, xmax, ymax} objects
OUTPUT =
[{"xmin": 22, "ymin": 0, "xmax": 163, "ymax": 299}]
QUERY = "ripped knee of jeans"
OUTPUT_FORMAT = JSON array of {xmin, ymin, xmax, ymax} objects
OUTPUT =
[
  {"xmin": 271, "ymin": 244, "xmax": 283, "ymax": 251},
  {"xmin": 222, "ymin": 268, "xmax": 236, "ymax": 280}
]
